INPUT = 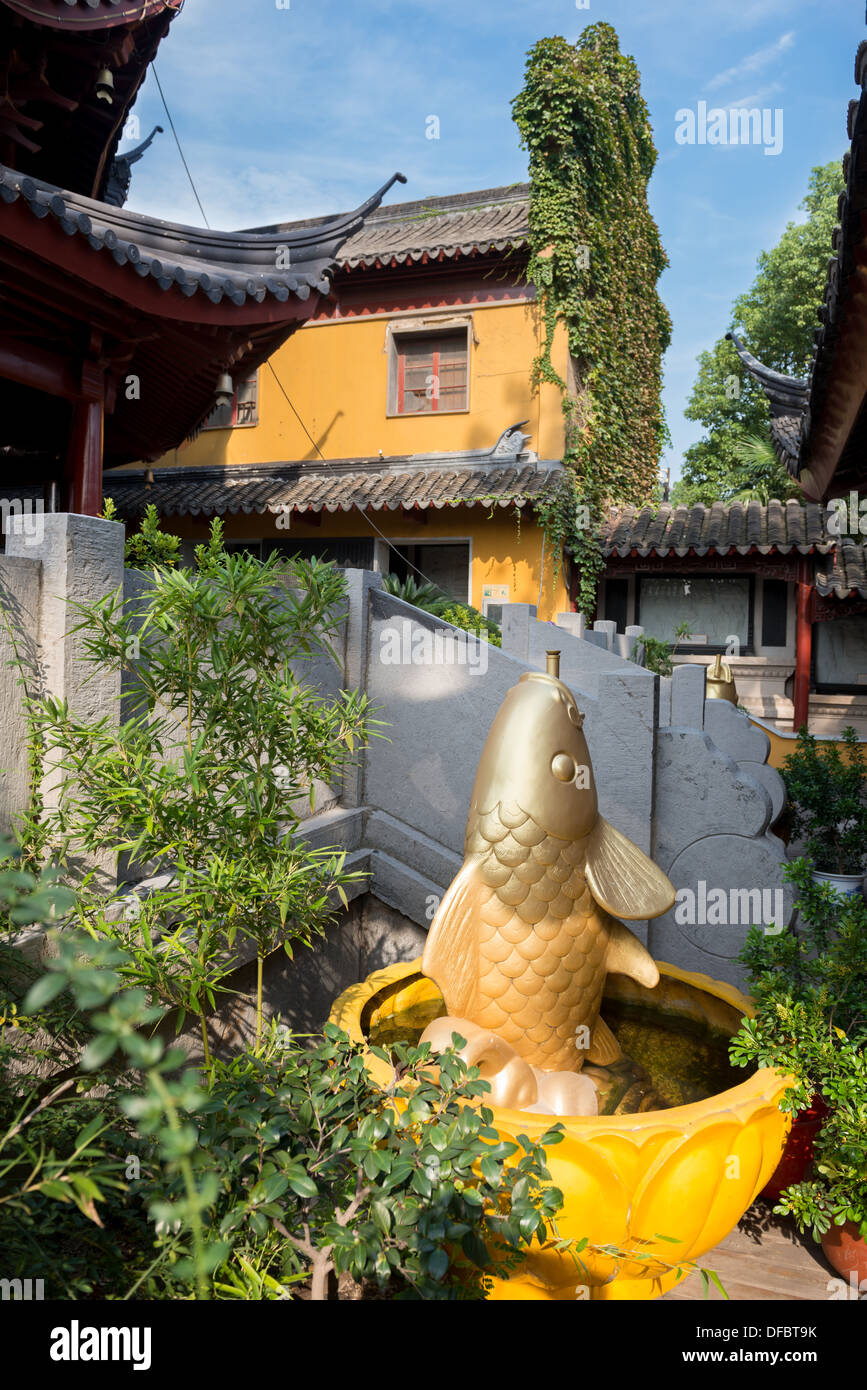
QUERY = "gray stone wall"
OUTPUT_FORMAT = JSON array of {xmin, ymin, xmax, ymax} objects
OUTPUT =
[
  {"xmin": 0, "ymin": 554, "xmax": 41, "ymax": 836},
  {"xmin": 2, "ymin": 516, "xmax": 124, "ymax": 881},
  {"xmin": 0, "ymin": 523, "xmax": 789, "ymax": 995},
  {"xmin": 171, "ymin": 894, "xmax": 427, "ymax": 1062}
]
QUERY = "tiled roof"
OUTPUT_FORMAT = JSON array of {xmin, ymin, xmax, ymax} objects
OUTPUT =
[
  {"xmin": 601, "ymin": 500, "xmax": 831, "ymax": 558},
  {"xmin": 265, "ymin": 186, "xmax": 530, "ymax": 272},
  {"xmin": 1, "ymin": 0, "xmax": 179, "ymax": 25},
  {"xmin": 815, "ymin": 536, "xmax": 867, "ymax": 599},
  {"xmin": 0, "ymin": 0, "xmax": 180, "ymax": 201},
  {"xmin": 105, "ymin": 425, "xmax": 562, "ymax": 519},
  {"xmin": 602, "ymin": 499, "xmax": 867, "ymax": 600},
  {"xmin": 0, "ymin": 167, "xmax": 407, "ymax": 307}
]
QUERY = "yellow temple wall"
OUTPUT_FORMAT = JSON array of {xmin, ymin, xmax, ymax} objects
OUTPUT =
[
  {"xmin": 147, "ymin": 301, "xmax": 569, "ymax": 470},
  {"xmin": 163, "ymin": 503, "xmax": 570, "ymax": 623},
  {"xmin": 124, "ymin": 296, "xmax": 572, "ymax": 618}
]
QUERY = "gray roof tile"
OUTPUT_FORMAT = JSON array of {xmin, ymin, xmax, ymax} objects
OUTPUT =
[
  {"xmin": 105, "ymin": 424, "xmax": 561, "ymax": 520},
  {"xmin": 0, "ymin": 166, "xmax": 407, "ymax": 308},
  {"xmin": 270, "ymin": 186, "xmax": 530, "ymax": 271},
  {"xmin": 603, "ymin": 498, "xmax": 867, "ymax": 600},
  {"xmin": 601, "ymin": 499, "xmax": 831, "ymax": 558},
  {"xmin": 816, "ymin": 536, "xmax": 867, "ymax": 598}
]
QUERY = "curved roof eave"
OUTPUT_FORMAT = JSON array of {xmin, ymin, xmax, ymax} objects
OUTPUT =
[
  {"xmin": 0, "ymin": 0, "xmax": 182, "ymax": 30},
  {"xmin": 0, "ymin": 165, "xmax": 409, "ymax": 309}
]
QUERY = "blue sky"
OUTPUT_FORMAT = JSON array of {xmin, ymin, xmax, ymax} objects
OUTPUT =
[{"xmin": 121, "ymin": 0, "xmax": 862, "ymax": 481}]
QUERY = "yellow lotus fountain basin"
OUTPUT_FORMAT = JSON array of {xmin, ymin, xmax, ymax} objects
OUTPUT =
[{"xmin": 330, "ymin": 957, "xmax": 793, "ymax": 1301}]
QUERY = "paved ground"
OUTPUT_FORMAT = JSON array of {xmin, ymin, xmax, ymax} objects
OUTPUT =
[{"xmin": 662, "ymin": 1204, "xmax": 845, "ymax": 1301}]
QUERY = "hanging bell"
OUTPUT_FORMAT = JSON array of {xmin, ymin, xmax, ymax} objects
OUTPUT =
[
  {"xmin": 215, "ymin": 372, "xmax": 234, "ymax": 411},
  {"xmin": 95, "ymin": 68, "xmax": 115, "ymax": 105}
]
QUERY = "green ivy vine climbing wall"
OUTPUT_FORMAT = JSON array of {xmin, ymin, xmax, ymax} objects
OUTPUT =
[{"xmin": 512, "ymin": 25, "xmax": 672, "ymax": 615}]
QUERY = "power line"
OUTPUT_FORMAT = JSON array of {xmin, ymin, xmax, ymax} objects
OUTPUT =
[
  {"xmin": 265, "ymin": 358, "xmax": 452, "ymax": 586},
  {"xmin": 150, "ymin": 75, "xmax": 469, "ymax": 597},
  {"xmin": 152, "ymin": 65, "xmax": 210, "ymax": 229},
  {"xmin": 265, "ymin": 361, "xmax": 323, "ymax": 461}
]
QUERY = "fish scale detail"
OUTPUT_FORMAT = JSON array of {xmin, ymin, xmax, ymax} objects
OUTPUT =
[{"xmin": 467, "ymin": 805, "xmax": 609, "ymax": 1071}]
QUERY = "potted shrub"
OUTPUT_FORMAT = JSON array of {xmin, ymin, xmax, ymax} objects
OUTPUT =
[
  {"xmin": 732, "ymin": 860, "xmax": 867, "ymax": 1278},
  {"xmin": 781, "ymin": 726, "xmax": 867, "ymax": 896},
  {"xmin": 3, "ymin": 869, "xmax": 569, "ymax": 1300},
  {"xmin": 775, "ymin": 1037, "xmax": 867, "ymax": 1287}
]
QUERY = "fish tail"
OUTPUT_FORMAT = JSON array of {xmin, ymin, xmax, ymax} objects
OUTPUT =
[{"xmin": 586, "ymin": 1015, "xmax": 623, "ymax": 1066}]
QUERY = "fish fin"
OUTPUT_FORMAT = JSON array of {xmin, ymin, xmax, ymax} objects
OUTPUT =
[
  {"xmin": 586, "ymin": 1014, "xmax": 623, "ymax": 1066},
  {"xmin": 605, "ymin": 916, "xmax": 660, "ymax": 989},
  {"xmin": 421, "ymin": 859, "xmax": 482, "ymax": 1017},
  {"xmin": 585, "ymin": 816, "xmax": 675, "ymax": 921}
]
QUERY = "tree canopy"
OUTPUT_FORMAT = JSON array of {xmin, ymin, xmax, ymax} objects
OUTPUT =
[{"xmin": 673, "ymin": 161, "xmax": 844, "ymax": 506}]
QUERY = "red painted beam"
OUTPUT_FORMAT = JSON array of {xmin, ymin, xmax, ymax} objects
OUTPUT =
[
  {"xmin": 0, "ymin": 339, "xmax": 80, "ymax": 400},
  {"xmin": 66, "ymin": 398, "xmax": 104, "ymax": 516},
  {"xmin": 794, "ymin": 556, "xmax": 813, "ymax": 732},
  {"xmin": 0, "ymin": 199, "xmax": 320, "ymax": 328}
]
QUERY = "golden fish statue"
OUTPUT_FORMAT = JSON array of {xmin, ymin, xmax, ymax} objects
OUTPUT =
[
  {"xmin": 421, "ymin": 652, "xmax": 675, "ymax": 1117},
  {"xmin": 705, "ymin": 653, "xmax": 738, "ymax": 705}
]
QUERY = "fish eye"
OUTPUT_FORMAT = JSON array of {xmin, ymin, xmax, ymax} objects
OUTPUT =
[{"xmin": 551, "ymin": 752, "xmax": 576, "ymax": 782}]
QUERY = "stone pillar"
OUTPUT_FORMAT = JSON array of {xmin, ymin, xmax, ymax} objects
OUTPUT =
[
  {"xmin": 670, "ymin": 664, "xmax": 706, "ymax": 728},
  {"xmin": 0, "ymin": 554, "xmax": 41, "ymax": 835},
  {"xmin": 622, "ymin": 625, "xmax": 644, "ymax": 663},
  {"xmin": 592, "ymin": 619, "xmax": 617, "ymax": 651},
  {"xmin": 501, "ymin": 603, "xmax": 537, "ymax": 662},
  {"xmin": 556, "ymin": 611, "xmax": 585, "ymax": 641},
  {"xmin": 6, "ymin": 514, "xmax": 125, "ymax": 881},
  {"xmin": 341, "ymin": 568, "xmax": 383, "ymax": 809}
]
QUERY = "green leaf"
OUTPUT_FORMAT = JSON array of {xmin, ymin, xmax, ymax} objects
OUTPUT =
[
  {"xmin": 287, "ymin": 1174, "xmax": 318, "ymax": 1200},
  {"xmin": 480, "ymin": 1155, "xmax": 500, "ymax": 1185},
  {"xmin": 371, "ymin": 1201, "xmax": 392, "ymax": 1235},
  {"xmin": 39, "ymin": 1180, "xmax": 72, "ymax": 1202},
  {"xmin": 461, "ymin": 1231, "xmax": 490, "ymax": 1267},
  {"xmin": 427, "ymin": 1248, "xmax": 449, "ymax": 1281},
  {"xmin": 81, "ymin": 1033, "xmax": 119, "ymax": 1070},
  {"xmin": 22, "ymin": 972, "xmax": 67, "ymax": 1012},
  {"xmin": 75, "ymin": 1116, "xmax": 106, "ymax": 1149}
]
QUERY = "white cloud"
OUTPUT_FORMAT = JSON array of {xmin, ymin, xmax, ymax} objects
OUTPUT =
[
  {"xmin": 707, "ymin": 32, "xmax": 795, "ymax": 91},
  {"xmin": 723, "ymin": 83, "xmax": 784, "ymax": 110}
]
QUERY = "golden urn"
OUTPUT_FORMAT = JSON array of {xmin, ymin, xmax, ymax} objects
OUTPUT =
[
  {"xmin": 330, "ymin": 961, "xmax": 792, "ymax": 1300},
  {"xmin": 705, "ymin": 654, "xmax": 738, "ymax": 705}
]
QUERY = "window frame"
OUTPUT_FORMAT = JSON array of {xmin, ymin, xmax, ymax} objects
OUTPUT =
[
  {"xmin": 812, "ymin": 613, "xmax": 867, "ymax": 695},
  {"xmin": 201, "ymin": 371, "xmax": 259, "ymax": 431},
  {"xmin": 386, "ymin": 319, "xmax": 472, "ymax": 419},
  {"xmin": 635, "ymin": 572, "xmax": 755, "ymax": 656}
]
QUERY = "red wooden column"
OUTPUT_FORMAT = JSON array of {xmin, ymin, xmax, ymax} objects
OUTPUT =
[
  {"xmin": 793, "ymin": 555, "xmax": 813, "ymax": 733},
  {"xmin": 65, "ymin": 361, "xmax": 105, "ymax": 516}
]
